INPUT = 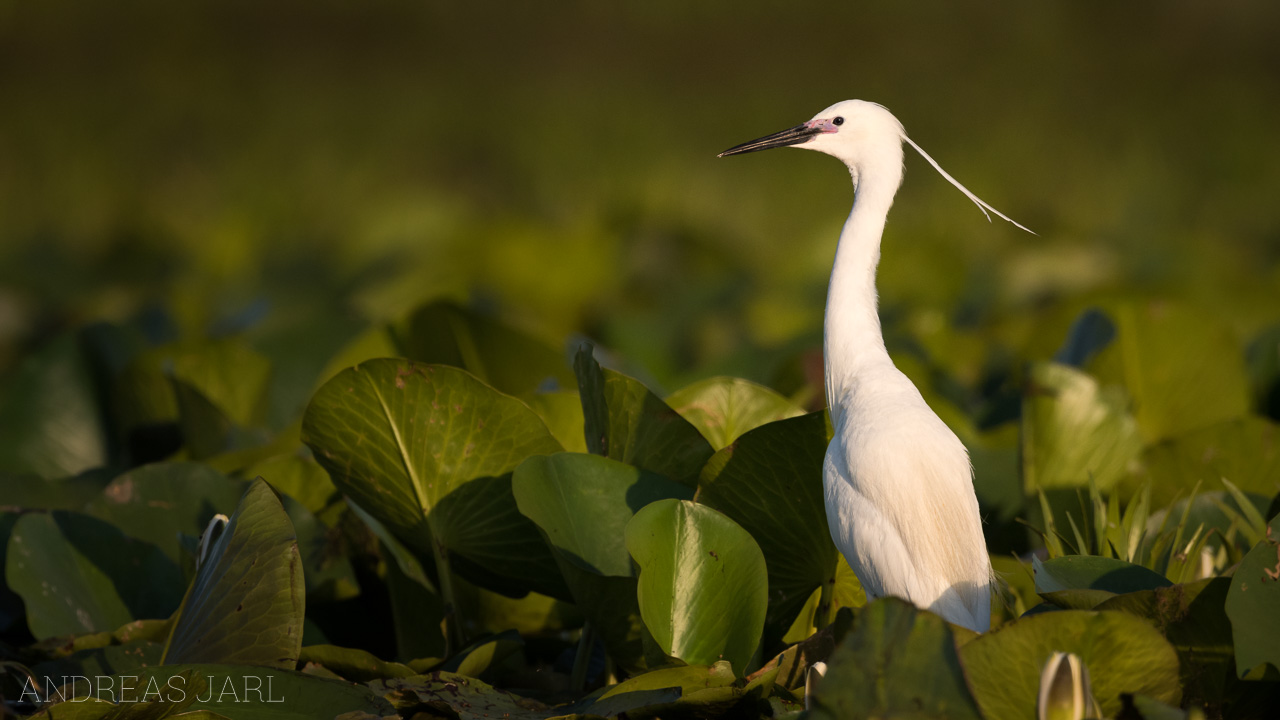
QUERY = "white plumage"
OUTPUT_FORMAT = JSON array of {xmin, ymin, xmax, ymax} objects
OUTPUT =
[{"xmin": 721, "ymin": 100, "xmax": 1031, "ymax": 632}]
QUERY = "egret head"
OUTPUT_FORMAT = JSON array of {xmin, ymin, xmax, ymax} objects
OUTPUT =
[
  {"xmin": 719, "ymin": 99, "xmax": 1034, "ymax": 234},
  {"xmin": 718, "ymin": 100, "xmax": 904, "ymax": 171}
]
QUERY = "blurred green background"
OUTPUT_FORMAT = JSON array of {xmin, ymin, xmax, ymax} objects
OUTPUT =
[{"xmin": 1, "ymin": 0, "xmax": 1278, "ymax": 414}]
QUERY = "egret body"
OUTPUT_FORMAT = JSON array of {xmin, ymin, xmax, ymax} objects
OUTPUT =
[{"xmin": 720, "ymin": 100, "xmax": 1030, "ymax": 633}]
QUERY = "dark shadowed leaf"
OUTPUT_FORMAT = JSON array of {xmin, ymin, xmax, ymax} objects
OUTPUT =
[
  {"xmin": 1034, "ymin": 556, "xmax": 1173, "ymax": 595},
  {"xmin": 394, "ymin": 299, "xmax": 574, "ymax": 396},
  {"xmin": 960, "ymin": 610, "xmax": 1181, "ymax": 718},
  {"xmin": 371, "ymin": 671, "xmax": 554, "ymax": 719},
  {"xmin": 626, "ymin": 499, "xmax": 767, "ymax": 672},
  {"xmin": 1224, "ymin": 513, "xmax": 1280, "ymax": 678},
  {"xmin": 666, "ymin": 376, "xmax": 803, "ymax": 450},
  {"xmin": 697, "ymin": 411, "xmax": 841, "ymax": 653},
  {"xmin": 161, "ymin": 480, "xmax": 304, "ymax": 668},
  {"xmin": 6, "ymin": 512, "xmax": 183, "ymax": 639},
  {"xmin": 808, "ymin": 598, "xmax": 981, "ymax": 720},
  {"xmin": 574, "ymin": 346, "xmax": 714, "ymax": 486},
  {"xmin": 297, "ymin": 645, "xmax": 416, "ymax": 682}
]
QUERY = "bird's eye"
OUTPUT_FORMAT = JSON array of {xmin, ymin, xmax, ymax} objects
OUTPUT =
[{"xmin": 833, "ymin": 116, "xmax": 844, "ymax": 126}]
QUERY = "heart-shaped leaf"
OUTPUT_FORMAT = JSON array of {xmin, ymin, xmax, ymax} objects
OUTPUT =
[
  {"xmin": 1022, "ymin": 362, "xmax": 1142, "ymax": 491},
  {"xmin": 302, "ymin": 359, "xmax": 566, "ymax": 598},
  {"xmin": 666, "ymin": 377, "xmax": 803, "ymax": 450},
  {"xmin": 626, "ymin": 499, "xmax": 767, "ymax": 672},
  {"xmin": 161, "ymin": 480, "xmax": 304, "ymax": 668},
  {"xmin": 574, "ymin": 346, "xmax": 714, "ymax": 486},
  {"xmin": 697, "ymin": 410, "xmax": 843, "ymax": 653},
  {"xmin": 808, "ymin": 598, "xmax": 982, "ymax": 720},
  {"xmin": 960, "ymin": 610, "xmax": 1181, "ymax": 718}
]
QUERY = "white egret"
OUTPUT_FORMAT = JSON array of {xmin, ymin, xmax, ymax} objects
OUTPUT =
[{"xmin": 720, "ymin": 100, "xmax": 1031, "ymax": 632}]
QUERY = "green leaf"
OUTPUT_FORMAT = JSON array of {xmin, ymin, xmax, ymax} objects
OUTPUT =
[
  {"xmin": 6, "ymin": 512, "xmax": 183, "ymax": 639},
  {"xmin": 697, "ymin": 411, "xmax": 843, "ymax": 652},
  {"xmin": 512, "ymin": 452, "xmax": 691, "ymax": 672},
  {"xmin": 0, "ymin": 470, "xmax": 113, "ymax": 511},
  {"xmin": 297, "ymin": 645, "xmax": 416, "ymax": 682},
  {"xmin": 521, "ymin": 389, "xmax": 588, "ymax": 453},
  {"xmin": 1022, "ymin": 362, "xmax": 1143, "ymax": 491},
  {"xmin": 574, "ymin": 346, "xmax": 714, "ymax": 486},
  {"xmin": 1136, "ymin": 416, "xmax": 1280, "ymax": 507},
  {"xmin": 302, "ymin": 360, "xmax": 565, "ymax": 597},
  {"xmin": 1098, "ymin": 302, "xmax": 1250, "ymax": 441},
  {"xmin": 626, "ymin": 499, "xmax": 768, "ymax": 671},
  {"xmin": 161, "ymin": 480, "xmax": 304, "ymax": 668},
  {"xmin": 1034, "ymin": 556, "xmax": 1173, "ymax": 595},
  {"xmin": 1096, "ymin": 578, "xmax": 1235, "ymax": 709},
  {"xmin": 394, "ymin": 299, "xmax": 575, "ymax": 396},
  {"xmin": 242, "ymin": 453, "xmax": 340, "ymax": 519},
  {"xmin": 0, "ymin": 333, "xmax": 109, "ymax": 479},
  {"xmin": 666, "ymin": 376, "xmax": 803, "ymax": 451},
  {"xmin": 1225, "ymin": 513, "xmax": 1280, "ymax": 678},
  {"xmin": 808, "ymin": 598, "xmax": 982, "ymax": 720},
  {"xmin": 170, "ymin": 338, "xmax": 273, "ymax": 429},
  {"xmin": 440, "ymin": 629, "xmax": 524, "ymax": 678},
  {"xmin": 572, "ymin": 661, "xmax": 754, "ymax": 718},
  {"xmin": 960, "ymin": 610, "xmax": 1182, "ymax": 718}
]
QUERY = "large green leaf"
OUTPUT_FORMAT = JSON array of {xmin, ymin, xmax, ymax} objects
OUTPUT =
[
  {"xmin": 626, "ymin": 499, "xmax": 768, "ymax": 672},
  {"xmin": 572, "ymin": 662, "xmax": 750, "ymax": 719},
  {"xmin": 960, "ymin": 610, "xmax": 1181, "ymax": 718},
  {"xmin": 574, "ymin": 346, "xmax": 714, "ymax": 486},
  {"xmin": 1224, "ymin": 512, "xmax": 1280, "ymax": 678},
  {"xmin": 1021, "ymin": 362, "xmax": 1142, "ymax": 491},
  {"xmin": 1098, "ymin": 302, "xmax": 1250, "ymax": 441},
  {"xmin": 161, "ymin": 480, "xmax": 304, "ymax": 668},
  {"xmin": 1136, "ymin": 416, "xmax": 1280, "ymax": 506},
  {"xmin": 1096, "ymin": 578, "xmax": 1235, "ymax": 710},
  {"xmin": 521, "ymin": 389, "xmax": 588, "ymax": 453},
  {"xmin": 1034, "ymin": 556, "xmax": 1173, "ymax": 595},
  {"xmin": 697, "ymin": 411, "xmax": 841, "ymax": 653},
  {"xmin": 394, "ymin": 299, "xmax": 575, "ymax": 396},
  {"xmin": 242, "ymin": 453, "xmax": 341, "ymax": 519},
  {"xmin": 6, "ymin": 512, "xmax": 183, "ymax": 639},
  {"xmin": 808, "ymin": 598, "xmax": 982, "ymax": 720},
  {"xmin": 0, "ymin": 333, "xmax": 109, "ymax": 479},
  {"xmin": 513, "ymin": 452, "xmax": 691, "ymax": 671},
  {"xmin": 302, "ymin": 359, "xmax": 565, "ymax": 597},
  {"xmin": 666, "ymin": 376, "xmax": 803, "ymax": 450}
]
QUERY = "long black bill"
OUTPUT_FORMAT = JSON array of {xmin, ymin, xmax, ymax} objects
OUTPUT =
[{"xmin": 718, "ymin": 124, "xmax": 822, "ymax": 157}]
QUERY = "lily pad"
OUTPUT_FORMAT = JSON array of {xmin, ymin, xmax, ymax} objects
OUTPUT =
[
  {"xmin": 1224, "ymin": 513, "xmax": 1280, "ymax": 678},
  {"xmin": 626, "ymin": 499, "xmax": 767, "ymax": 671},
  {"xmin": 808, "ymin": 598, "xmax": 982, "ymax": 720},
  {"xmin": 697, "ymin": 411, "xmax": 840, "ymax": 652},
  {"xmin": 1034, "ymin": 556, "xmax": 1173, "ymax": 595},
  {"xmin": 960, "ymin": 610, "xmax": 1182, "ymax": 718},
  {"xmin": 1137, "ymin": 416, "xmax": 1280, "ymax": 506},
  {"xmin": 1022, "ymin": 362, "xmax": 1142, "ymax": 491},
  {"xmin": 574, "ymin": 346, "xmax": 714, "ymax": 486},
  {"xmin": 666, "ymin": 377, "xmax": 803, "ymax": 450},
  {"xmin": 161, "ymin": 480, "xmax": 304, "ymax": 668},
  {"xmin": 6, "ymin": 511, "xmax": 183, "ymax": 639}
]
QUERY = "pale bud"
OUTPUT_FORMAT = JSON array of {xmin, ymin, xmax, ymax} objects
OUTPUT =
[{"xmin": 1038, "ymin": 652, "xmax": 1102, "ymax": 720}]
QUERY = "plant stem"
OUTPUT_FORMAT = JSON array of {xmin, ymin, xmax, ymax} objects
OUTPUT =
[
  {"xmin": 431, "ymin": 533, "xmax": 464, "ymax": 657},
  {"xmin": 815, "ymin": 570, "xmax": 836, "ymax": 630},
  {"xmin": 570, "ymin": 620, "xmax": 595, "ymax": 693}
]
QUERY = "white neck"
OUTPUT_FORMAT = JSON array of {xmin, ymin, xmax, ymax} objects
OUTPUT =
[{"xmin": 823, "ymin": 159, "xmax": 903, "ymax": 426}]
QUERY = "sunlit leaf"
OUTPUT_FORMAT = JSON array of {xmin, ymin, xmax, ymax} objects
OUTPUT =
[
  {"xmin": 1135, "ymin": 416, "xmax": 1280, "ymax": 507},
  {"xmin": 1022, "ymin": 362, "xmax": 1142, "ymax": 491},
  {"xmin": 626, "ymin": 499, "xmax": 767, "ymax": 671},
  {"xmin": 666, "ymin": 376, "xmax": 803, "ymax": 450}
]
